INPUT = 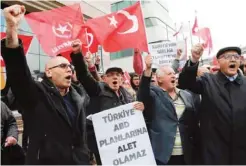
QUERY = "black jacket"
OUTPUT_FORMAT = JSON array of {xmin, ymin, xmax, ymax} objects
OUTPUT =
[
  {"xmin": 1, "ymin": 39, "xmax": 90, "ymax": 165},
  {"xmin": 70, "ymin": 52, "xmax": 134, "ymax": 154},
  {"xmin": 137, "ymin": 75, "xmax": 200, "ymax": 164},
  {"xmin": 179, "ymin": 60, "xmax": 246, "ymax": 165}
]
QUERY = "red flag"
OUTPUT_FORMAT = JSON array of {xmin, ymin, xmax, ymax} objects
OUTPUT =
[
  {"xmin": 133, "ymin": 49, "xmax": 143, "ymax": 75},
  {"xmin": 195, "ymin": 28, "xmax": 213, "ymax": 54},
  {"xmin": 0, "ymin": 32, "xmax": 33, "ymax": 67},
  {"xmin": 81, "ymin": 28, "xmax": 99, "ymax": 54},
  {"xmin": 84, "ymin": 2, "xmax": 148, "ymax": 52},
  {"xmin": 25, "ymin": 4, "xmax": 87, "ymax": 56},
  {"xmin": 123, "ymin": 71, "xmax": 131, "ymax": 85},
  {"xmin": 192, "ymin": 16, "xmax": 198, "ymax": 35}
]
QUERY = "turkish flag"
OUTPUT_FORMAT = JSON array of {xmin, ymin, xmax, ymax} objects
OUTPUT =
[
  {"xmin": 195, "ymin": 28, "xmax": 213, "ymax": 54},
  {"xmin": 25, "ymin": 4, "xmax": 87, "ymax": 56},
  {"xmin": 192, "ymin": 16, "xmax": 198, "ymax": 35},
  {"xmin": 0, "ymin": 32, "xmax": 33, "ymax": 67},
  {"xmin": 133, "ymin": 49, "xmax": 143, "ymax": 75},
  {"xmin": 84, "ymin": 2, "xmax": 148, "ymax": 52}
]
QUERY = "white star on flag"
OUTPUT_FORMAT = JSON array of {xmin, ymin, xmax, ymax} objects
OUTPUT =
[
  {"xmin": 108, "ymin": 16, "xmax": 118, "ymax": 28},
  {"xmin": 56, "ymin": 24, "xmax": 70, "ymax": 34}
]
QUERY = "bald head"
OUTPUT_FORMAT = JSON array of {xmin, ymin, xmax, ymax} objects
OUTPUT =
[
  {"xmin": 45, "ymin": 56, "xmax": 70, "ymax": 71},
  {"xmin": 45, "ymin": 56, "xmax": 72, "ymax": 90}
]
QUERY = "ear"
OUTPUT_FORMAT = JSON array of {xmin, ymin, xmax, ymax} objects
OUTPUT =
[{"xmin": 45, "ymin": 70, "xmax": 52, "ymax": 78}]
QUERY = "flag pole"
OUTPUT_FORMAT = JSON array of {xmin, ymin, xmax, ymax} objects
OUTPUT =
[
  {"xmin": 181, "ymin": 22, "xmax": 185, "ymax": 40},
  {"xmin": 188, "ymin": 21, "xmax": 193, "ymax": 46},
  {"xmin": 174, "ymin": 22, "xmax": 178, "ymax": 41},
  {"xmin": 195, "ymin": 10, "xmax": 201, "ymax": 43},
  {"xmin": 139, "ymin": 0, "xmax": 150, "ymax": 52}
]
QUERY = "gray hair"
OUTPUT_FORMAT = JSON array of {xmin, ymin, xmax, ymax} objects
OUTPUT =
[{"xmin": 156, "ymin": 65, "xmax": 172, "ymax": 77}]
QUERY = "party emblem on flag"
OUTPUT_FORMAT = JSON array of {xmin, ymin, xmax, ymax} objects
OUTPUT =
[
  {"xmin": 108, "ymin": 10, "xmax": 138, "ymax": 34},
  {"xmin": 52, "ymin": 22, "xmax": 73, "ymax": 39},
  {"xmin": 84, "ymin": 32, "xmax": 94, "ymax": 48}
]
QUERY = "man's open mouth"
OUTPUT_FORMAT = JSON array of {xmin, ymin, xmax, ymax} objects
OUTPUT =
[
  {"xmin": 171, "ymin": 80, "xmax": 176, "ymax": 84},
  {"xmin": 113, "ymin": 81, "xmax": 118, "ymax": 85},
  {"xmin": 229, "ymin": 64, "xmax": 236, "ymax": 69},
  {"xmin": 65, "ymin": 76, "xmax": 71, "ymax": 80}
]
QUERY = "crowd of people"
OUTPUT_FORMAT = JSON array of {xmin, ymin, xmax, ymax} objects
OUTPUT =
[{"xmin": 1, "ymin": 4, "xmax": 246, "ymax": 165}]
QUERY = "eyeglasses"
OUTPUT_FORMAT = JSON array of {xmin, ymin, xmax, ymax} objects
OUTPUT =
[
  {"xmin": 219, "ymin": 54, "xmax": 240, "ymax": 60},
  {"xmin": 49, "ymin": 63, "xmax": 73, "ymax": 70}
]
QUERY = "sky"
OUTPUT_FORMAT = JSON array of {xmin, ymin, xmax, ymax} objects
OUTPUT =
[{"xmin": 166, "ymin": 0, "xmax": 246, "ymax": 55}]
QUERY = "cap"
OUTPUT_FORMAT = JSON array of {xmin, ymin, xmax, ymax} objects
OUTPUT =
[
  {"xmin": 216, "ymin": 47, "xmax": 241, "ymax": 58},
  {"xmin": 105, "ymin": 67, "xmax": 123, "ymax": 74}
]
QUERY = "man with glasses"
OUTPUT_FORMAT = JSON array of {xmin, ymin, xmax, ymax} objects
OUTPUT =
[
  {"xmin": 178, "ymin": 45, "xmax": 246, "ymax": 164},
  {"xmin": 1, "ymin": 5, "xmax": 90, "ymax": 164}
]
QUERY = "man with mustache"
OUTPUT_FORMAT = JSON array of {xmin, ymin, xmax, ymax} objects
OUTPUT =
[
  {"xmin": 178, "ymin": 44, "xmax": 246, "ymax": 164},
  {"xmin": 70, "ymin": 40, "xmax": 145, "ymax": 165},
  {"xmin": 1, "ymin": 5, "xmax": 90, "ymax": 164}
]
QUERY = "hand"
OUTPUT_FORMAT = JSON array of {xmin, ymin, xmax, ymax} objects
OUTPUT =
[
  {"xmin": 95, "ymin": 55, "xmax": 100, "ymax": 65},
  {"xmin": 3, "ymin": 5, "xmax": 25, "ymax": 29},
  {"xmin": 85, "ymin": 52, "xmax": 94, "ymax": 67},
  {"xmin": 191, "ymin": 44, "xmax": 204, "ymax": 63},
  {"xmin": 5, "ymin": 136, "xmax": 17, "ymax": 147},
  {"xmin": 133, "ymin": 101, "xmax": 144, "ymax": 111},
  {"xmin": 176, "ymin": 49, "xmax": 182, "ymax": 60},
  {"xmin": 71, "ymin": 39, "xmax": 82, "ymax": 54},
  {"xmin": 145, "ymin": 54, "xmax": 152, "ymax": 69},
  {"xmin": 197, "ymin": 66, "xmax": 210, "ymax": 77},
  {"xmin": 4, "ymin": 5, "xmax": 26, "ymax": 48}
]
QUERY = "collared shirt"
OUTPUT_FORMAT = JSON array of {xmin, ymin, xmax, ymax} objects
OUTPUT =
[{"xmin": 225, "ymin": 73, "xmax": 238, "ymax": 82}]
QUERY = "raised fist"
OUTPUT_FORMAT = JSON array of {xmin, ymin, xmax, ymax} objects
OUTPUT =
[
  {"xmin": 191, "ymin": 44, "xmax": 204, "ymax": 63},
  {"xmin": 85, "ymin": 52, "xmax": 94, "ymax": 67},
  {"xmin": 3, "ymin": 5, "xmax": 26, "ymax": 28},
  {"xmin": 71, "ymin": 39, "xmax": 82, "ymax": 54},
  {"xmin": 95, "ymin": 55, "xmax": 100, "ymax": 65},
  {"xmin": 145, "ymin": 54, "xmax": 152, "ymax": 69}
]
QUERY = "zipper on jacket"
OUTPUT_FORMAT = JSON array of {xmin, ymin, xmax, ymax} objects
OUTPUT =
[{"xmin": 37, "ymin": 149, "xmax": 40, "ymax": 160}]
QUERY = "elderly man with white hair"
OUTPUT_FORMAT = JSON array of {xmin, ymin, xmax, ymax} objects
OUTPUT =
[{"xmin": 137, "ymin": 54, "xmax": 200, "ymax": 165}]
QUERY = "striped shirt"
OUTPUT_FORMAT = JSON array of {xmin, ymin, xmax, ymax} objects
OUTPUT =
[{"xmin": 170, "ymin": 89, "xmax": 185, "ymax": 155}]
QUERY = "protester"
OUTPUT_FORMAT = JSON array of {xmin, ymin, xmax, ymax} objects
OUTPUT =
[
  {"xmin": 178, "ymin": 45, "xmax": 246, "ymax": 164},
  {"xmin": 138, "ymin": 54, "xmax": 200, "ymax": 165},
  {"xmin": 130, "ymin": 73, "xmax": 140, "ymax": 92},
  {"xmin": 70, "ymin": 40, "xmax": 145, "ymax": 165},
  {"xmin": 1, "ymin": 5, "xmax": 90, "ymax": 164},
  {"xmin": 1, "ymin": 101, "xmax": 25, "ymax": 165}
]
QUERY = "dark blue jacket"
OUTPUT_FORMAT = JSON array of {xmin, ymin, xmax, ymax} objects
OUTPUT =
[{"xmin": 138, "ymin": 75, "xmax": 200, "ymax": 164}]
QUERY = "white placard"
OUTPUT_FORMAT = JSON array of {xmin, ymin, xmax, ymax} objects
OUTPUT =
[
  {"xmin": 148, "ymin": 41, "xmax": 177, "ymax": 68},
  {"xmin": 92, "ymin": 103, "xmax": 156, "ymax": 165}
]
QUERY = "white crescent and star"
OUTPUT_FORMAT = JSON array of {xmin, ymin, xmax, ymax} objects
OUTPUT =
[{"xmin": 107, "ymin": 10, "xmax": 139, "ymax": 35}]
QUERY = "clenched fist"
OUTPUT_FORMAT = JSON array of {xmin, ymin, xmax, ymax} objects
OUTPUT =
[
  {"xmin": 145, "ymin": 54, "xmax": 152, "ymax": 70},
  {"xmin": 71, "ymin": 39, "xmax": 82, "ymax": 54},
  {"xmin": 3, "ymin": 5, "xmax": 26, "ymax": 28}
]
